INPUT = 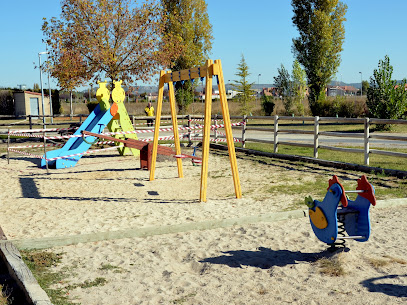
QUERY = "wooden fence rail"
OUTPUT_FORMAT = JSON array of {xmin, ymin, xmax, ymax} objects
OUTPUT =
[
  {"xmin": 235, "ymin": 115, "xmax": 407, "ymax": 166},
  {"xmin": 2, "ymin": 113, "xmax": 407, "ymax": 166}
]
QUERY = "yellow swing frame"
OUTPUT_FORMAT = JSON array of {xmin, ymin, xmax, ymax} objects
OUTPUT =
[{"xmin": 149, "ymin": 59, "xmax": 242, "ymax": 202}]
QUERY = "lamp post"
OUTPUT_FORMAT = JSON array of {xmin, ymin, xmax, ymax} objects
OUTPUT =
[
  {"xmin": 359, "ymin": 72, "xmax": 363, "ymax": 96},
  {"xmin": 258, "ymin": 74, "xmax": 261, "ymax": 97},
  {"xmin": 48, "ymin": 71, "xmax": 53, "ymax": 123},
  {"xmin": 38, "ymin": 51, "xmax": 49, "ymax": 128}
]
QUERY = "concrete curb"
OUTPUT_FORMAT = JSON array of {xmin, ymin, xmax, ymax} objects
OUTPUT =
[
  {"xmin": 6, "ymin": 209, "xmax": 307, "ymax": 250},
  {"xmin": 2, "ymin": 198, "xmax": 406, "ymax": 251},
  {"xmin": 0, "ymin": 241, "xmax": 52, "ymax": 305}
]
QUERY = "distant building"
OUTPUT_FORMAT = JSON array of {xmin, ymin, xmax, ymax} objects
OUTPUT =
[
  {"xmin": 147, "ymin": 92, "xmax": 158, "ymax": 102},
  {"xmin": 327, "ymin": 85, "xmax": 358, "ymax": 97},
  {"xmin": 198, "ymin": 89, "xmax": 239, "ymax": 100},
  {"xmin": 395, "ymin": 84, "xmax": 407, "ymax": 90},
  {"xmin": 13, "ymin": 91, "xmax": 50, "ymax": 116},
  {"xmin": 262, "ymin": 87, "xmax": 279, "ymax": 97}
]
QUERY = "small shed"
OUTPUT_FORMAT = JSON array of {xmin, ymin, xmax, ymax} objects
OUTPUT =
[{"xmin": 13, "ymin": 91, "xmax": 50, "ymax": 116}]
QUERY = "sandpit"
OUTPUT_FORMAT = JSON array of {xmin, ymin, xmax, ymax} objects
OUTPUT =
[{"xmin": 0, "ymin": 149, "xmax": 406, "ymax": 304}]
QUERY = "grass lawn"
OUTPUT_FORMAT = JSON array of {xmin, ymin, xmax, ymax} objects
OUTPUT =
[
  {"xmin": 244, "ymin": 142, "xmax": 407, "ymax": 172},
  {"xmin": 246, "ymin": 119, "xmax": 407, "ymax": 134}
]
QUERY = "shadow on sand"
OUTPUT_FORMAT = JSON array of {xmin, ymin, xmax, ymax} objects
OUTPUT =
[
  {"xmin": 361, "ymin": 274, "xmax": 407, "ymax": 298},
  {"xmin": 200, "ymin": 246, "xmax": 340, "ymax": 270}
]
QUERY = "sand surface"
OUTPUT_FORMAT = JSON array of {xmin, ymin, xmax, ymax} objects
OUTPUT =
[{"xmin": 0, "ymin": 148, "xmax": 406, "ymax": 304}]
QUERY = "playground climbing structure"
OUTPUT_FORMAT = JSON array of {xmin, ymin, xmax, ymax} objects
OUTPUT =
[
  {"xmin": 41, "ymin": 81, "xmax": 138, "ymax": 169},
  {"xmin": 107, "ymin": 80, "xmax": 139, "ymax": 157}
]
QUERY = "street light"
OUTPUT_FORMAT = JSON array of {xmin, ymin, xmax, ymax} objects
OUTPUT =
[
  {"xmin": 359, "ymin": 72, "xmax": 363, "ymax": 96},
  {"xmin": 48, "ymin": 68, "xmax": 53, "ymax": 123},
  {"xmin": 258, "ymin": 74, "xmax": 261, "ymax": 96},
  {"xmin": 38, "ymin": 51, "xmax": 49, "ymax": 128}
]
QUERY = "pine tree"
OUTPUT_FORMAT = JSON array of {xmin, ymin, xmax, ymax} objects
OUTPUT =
[{"xmin": 232, "ymin": 55, "xmax": 255, "ymax": 115}]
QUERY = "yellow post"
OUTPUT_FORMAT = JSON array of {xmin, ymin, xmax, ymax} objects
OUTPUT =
[
  {"xmin": 215, "ymin": 60, "xmax": 242, "ymax": 198},
  {"xmin": 168, "ymin": 80, "xmax": 183, "ymax": 178},
  {"xmin": 149, "ymin": 70, "xmax": 165, "ymax": 181},
  {"xmin": 200, "ymin": 59, "xmax": 213, "ymax": 202}
]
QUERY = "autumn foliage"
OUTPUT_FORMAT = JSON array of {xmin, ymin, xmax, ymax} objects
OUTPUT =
[{"xmin": 42, "ymin": 0, "xmax": 182, "ymax": 90}]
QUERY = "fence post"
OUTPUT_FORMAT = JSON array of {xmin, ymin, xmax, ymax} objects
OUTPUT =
[
  {"xmin": 132, "ymin": 115, "xmax": 135, "ymax": 127},
  {"xmin": 242, "ymin": 115, "xmax": 247, "ymax": 148},
  {"xmin": 7, "ymin": 128, "xmax": 10, "ymax": 164},
  {"xmin": 364, "ymin": 117, "xmax": 370, "ymax": 165},
  {"xmin": 214, "ymin": 114, "xmax": 218, "ymax": 141},
  {"xmin": 79, "ymin": 114, "xmax": 83, "ymax": 123},
  {"xmin": 43, "ymin": 130, "xmax": 49, "ymax": 174},
  {"xmin": 274, "ymin": 115, "xmax": 279, "ymax": 153},
  {"xmin": 29, "ymin": 115, "xmax": 32, "ymax": 129},
  {"xmin": 314, "ymin": 116, "xmax": 319, "ymax": 158},
  {"xmin": 187, "ymin": 114, "xmax": 192, "ymax": 145}
]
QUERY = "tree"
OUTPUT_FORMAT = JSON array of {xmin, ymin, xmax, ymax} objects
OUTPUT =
[
  {"xmin": 161, "ymin": 0, "xmax": 213, "ymax": 113},
  {"xmin": 367, "ymin": 55, "xmax": 407, "ymax": 129},
  {"xmin": 42, "ymin": 0, "xmax": 181, "ymax": 87},
  {"xmin": 274, "ymin": 64, "xmax": 293, "ymax": 114},
  {"xmin": 232, "ymin": 54, "xmax": 255, "ymax": 115},
  {"xmin": 162, "ymin": 0, "xmax": 213, "ymax": 71},
  {"xmin": 291, "ymin": 60, "xmax": 307, "ymax": 115},
  {"xmin": 274, "ymin": 60, "xmax": 307, "ymax": 115},
  {"xmin": 274, "ymin": 64, "xmax": 291, "ymax": 98},
  {"xmin": 362, "ymin": 80, "xmax": 369, "ymax": 96},
  {"xmin": 52, "ymin": 46, "xmax": 89, "ymax": 116},
  {"xmin": 291, "ymin": 0, "xmax": 347, "ymax": 115}
]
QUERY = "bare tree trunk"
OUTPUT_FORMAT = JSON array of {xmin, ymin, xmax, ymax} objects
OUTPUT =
[{"xmin": 70, "ymin": 90, "xmax": 73, "ymax": 119}]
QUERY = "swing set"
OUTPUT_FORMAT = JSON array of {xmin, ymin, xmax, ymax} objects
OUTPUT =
[{"xmin": 150, "ymin": 59, "xmax": 242, "ymax": 202}]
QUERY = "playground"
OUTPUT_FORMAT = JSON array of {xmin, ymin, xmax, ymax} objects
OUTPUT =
[
  {"xmin": 0, "ymin": 62, "xmax": 406, "ymax": 304},
  {"xmin": 0, "ymin": 147, "xmax": 407, "ymax": 304}
]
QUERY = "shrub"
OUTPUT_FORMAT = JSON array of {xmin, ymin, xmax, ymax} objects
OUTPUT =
[
  {"xmin": 86, "ymin": 101, "xmax": 99, "ymax": 113},
  {"xmin": 175, "ymin": 87, "xmax": 194, "ymax": 114},
  {"xmin": 51, "ymin": 89, "xmax": 63, "ymax": 115},
  {"xmin": 311, "ymin": 96, "xmax": 367, "ymax": 118},
  {"xmin": 261, "ymin": 95, "xmax": 275, "ymax": 116},
  {"xmin": 0, "ymin": 90, "xmax": 14, "ymax": 115}
]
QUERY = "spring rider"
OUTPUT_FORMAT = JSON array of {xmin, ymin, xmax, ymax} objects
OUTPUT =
[{"xmin": 305, "ymin": 175, "xmax": 376, "ymax": 249}]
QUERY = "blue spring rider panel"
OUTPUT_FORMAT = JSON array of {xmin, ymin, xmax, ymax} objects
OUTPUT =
[{"xmin": 305, "ymin": 175, "xmax": 376, "ymax": 246}]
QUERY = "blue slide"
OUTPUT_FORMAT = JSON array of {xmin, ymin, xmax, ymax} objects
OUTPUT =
[{"xmin": 41, "ymin": 104, "xmax": 114, "ymax": 169}]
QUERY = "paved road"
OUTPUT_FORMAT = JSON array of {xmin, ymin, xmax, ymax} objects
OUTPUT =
[
  {"xmin": 2, "ymin": 127, "xmax": 406, "ymax": 149},
  {"xmin": 243, "ymin": 130, "xmax": 407, "ymax": 148},
  {"xmin": 137, "ymin": 128, "xmax": 407, "ymax": 149}
]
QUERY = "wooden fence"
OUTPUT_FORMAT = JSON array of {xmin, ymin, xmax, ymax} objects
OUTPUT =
[
  {"xmin": 2, "ymin": 114, "xmax": 407, "ymax": 166},
  {"xmin": 234, "ymin": 115, "xmax": 407, "ymax": 166}
]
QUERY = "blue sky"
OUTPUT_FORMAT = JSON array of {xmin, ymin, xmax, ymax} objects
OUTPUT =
[{"xmin": 0, "ymin": 0, "xmax": 406, "ymax": 89}]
